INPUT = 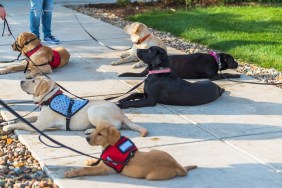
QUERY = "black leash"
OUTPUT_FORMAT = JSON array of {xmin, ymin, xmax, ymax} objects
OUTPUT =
[
  {"xmin": 0, "ymin": 52, "xmax": 25, "ymax": 63},
  {"xmin": 104, "ymin": 80, "xmax": 144, "ymax": 101},
  {"xmin": 220, "ymin": 71, "xmax": 282, "ymax": 86},
  {"xmin": 2, "ymin": 18, "xmax": 13, "ymax": 38},
  {"xmin": 72, "ymin": 9, "xmax": 132, "ymax": 51},
  {"xmin": 0, "ymin": 99, "xmax": 127, "ymax": 165},
  {"xmin": 1, "ymin": 18, "xmax": 25, "ymax": 63}
]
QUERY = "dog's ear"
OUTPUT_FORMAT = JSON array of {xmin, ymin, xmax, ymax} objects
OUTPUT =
[
  {"xmin": 132, "ymin": 23, "xmax": 143, "ymax": 35},
  {"xmin": 156, "ymin": 47, "xmax": 169, "ymax": 64},
  {"xmin": 107, "ymin": 126, "xmax": 120, "ymax": 146},
  {"xmin": 35, "ymin": 78, "xmax": 51, "ymax": 97}
]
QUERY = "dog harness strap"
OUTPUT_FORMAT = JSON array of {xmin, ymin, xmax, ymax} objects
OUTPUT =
[
  {"xmin": 25, "ymin": 44, "xmax": 43, "ymax": 57},
  {"xmin": 23, "ymin": 61, "xmax": 30, "ymax": 73},
  {"xmin": 66, "ymin": 99, "xmax": 74, "ymax": 131},
  {"xmin": 210, "ymin": 51, "xmax": 222, "ymax": 70},
  {"xmin": 136, "ymin": 34, "xmax": 151, "ymax": 45},
  {"xmin": 49, "ymin": 50, "xmax": 61, "ymax": 69},
  {"xmin": 101, "ymin": 136, "xmax": 138, "ymax": 173},
  {"xmin": 148, "ymin": 68, "xmax": 171, "ymax": 75}
]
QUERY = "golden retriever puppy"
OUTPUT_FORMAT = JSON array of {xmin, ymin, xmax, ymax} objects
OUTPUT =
[
  {"xmin": 64, "ymin": 124, "xmax": 197, "ymax": 180},
  {"xmin": 2, "ymin": 76, "xmax": 147, "ymax": 137},
  {"xmin": 0, "ymin": 32, "xmax": 70, "ymax": 78},
  {"xmin": 111, "ymin": 22, "xmax": 167, "ymax": 68}
]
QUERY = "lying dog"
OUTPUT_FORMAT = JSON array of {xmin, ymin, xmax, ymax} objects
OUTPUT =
[
  {"xmin": 117, "ymin": 46, "xmax": 224, "ymax": 109},
  {"xmin": 2, "ymin": 76, "xmax": 147, "ymax": 137},
  {"xmin": 64, "ymin": 124, "xmax": 197, "ymax": 180},
  {"xmin": 0, "ymin": 32, "xmax": 70, "ymax": 78},
  {"xmin": 111, "ymin": 22, "xmax": 167, "ymax": 68},
  {"xmin": 119, "ymin": 51, "xmax": 240, "ymax": 80}
]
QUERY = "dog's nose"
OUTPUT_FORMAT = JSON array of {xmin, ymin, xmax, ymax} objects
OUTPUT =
[{"xmin": 86, "ymin": 137, "xmax": 90, "ymax": 142}]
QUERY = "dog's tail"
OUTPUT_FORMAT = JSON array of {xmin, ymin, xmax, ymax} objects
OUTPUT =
[
  {"xmin": 176, "ymin": 164, "xmax": 197, "ymax": 176},
  {"xmin": 184, "ymin": 165, "xmax": 198, "ymax": 172},
  {"xmin": 122, "ymin": 115, "xmax": 148, "ymax": 137},
  {"xmin": 219, "ymin": 87, "xmax": 225, "ymax": 96},
  {"xmin": 118, "ymin": 68, "xmax": 148, "ymax": 77}
]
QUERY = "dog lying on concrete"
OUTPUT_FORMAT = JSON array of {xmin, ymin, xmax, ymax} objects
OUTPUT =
[
  {"xmin": 0, "ymin": 32, "xmax": 70, "ymax": 79},
  {"xmin": 111, "ymin": 22, "xmax": 167, "ymax": 68},
  {"xmin": 2, "ymin": 76, "xmax": 147, "ymax": 137},
  {"xmin": 117, "ymin": 46, "xmax": 224, "ymax": 109},
  {"xmin": 118, "ymin": 51, "xmax": 240, "ymax": 80},
  {"xmin": 64, "ymin": 124, "xmax": 197, "ymax": 180}
]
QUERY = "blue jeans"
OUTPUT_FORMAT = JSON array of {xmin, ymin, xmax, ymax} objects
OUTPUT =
[{"xmin": 30, "ymin": 0, "xmax": 53, "ymax": 39}]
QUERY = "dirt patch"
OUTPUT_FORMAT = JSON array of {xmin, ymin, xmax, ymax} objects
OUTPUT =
[{"xmin": 81, "ymin": 2, "xmax": 181, "ymax": 19}]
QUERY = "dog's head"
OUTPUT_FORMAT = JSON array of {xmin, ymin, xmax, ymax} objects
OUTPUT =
[
  {"xmin": 137, "ymin": 46, "xmax": 169, "ymax": 69},
  {"xmin": 20, "ymin": 76, "xmax": 58, "ymax": 103},
  {"xmin": 124, "ymin": 22, "xmax": 150, "ymax": 44},
  {"xmin": 86, "ymin": 124, "xmax": 121, "ymax": 148},
  {"xmin": 12, "ymin": 32, "xmax": 41, "ymax": 53},
  {"xmin": 219, "ymin": 53, "xmax": 238, "ymax": 70}
]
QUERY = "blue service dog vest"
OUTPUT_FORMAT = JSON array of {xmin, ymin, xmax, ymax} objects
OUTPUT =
[{"xmin": 49, "ymin": 94, "xmax": 89, "ymax": 130}]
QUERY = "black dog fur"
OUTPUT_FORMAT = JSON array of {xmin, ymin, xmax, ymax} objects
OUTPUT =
[
  {"xmin": 117, "ymin": 46, "xmax": 224, "ymax": 109},
  {"xmin": 118, "ymin": 50, "xmax": 240, "ymax": 80}
]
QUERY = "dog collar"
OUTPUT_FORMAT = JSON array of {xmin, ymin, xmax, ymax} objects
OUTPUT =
[
  {"xmin": 25, "ymin": 44, "xmax": 43, "ymax": 57},
  {"xmin": 38, "ymin": 89, "xmax": 63, "ymax": 106},
  {"xmin": 148, "ymin": 68, "xmax": 171, "ymax": 75},
  {"xmin": 210, "ymin": 51, "xmax": 222, "ymax": 70},
  {"xmin": 136, "ymin": 34, "xmax": 151, "ymax": 45}
]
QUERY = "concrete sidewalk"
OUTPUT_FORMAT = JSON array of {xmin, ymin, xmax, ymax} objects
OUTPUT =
[{"xmin": 1, "ymin": 0, "xmax": 282, "ymax": 187}]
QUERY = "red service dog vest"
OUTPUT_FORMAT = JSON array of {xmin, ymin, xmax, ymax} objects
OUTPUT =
[
  {"xmin": 49, "ymin": 49, "xmax": 61, "ymax": 69},
  {"xmin": 25, "ymin": 45, "xmax": 61, "ymax": 69},
  {"xmin": 101, "ymin": 136, "xmax": 138, "ymax": 173}
]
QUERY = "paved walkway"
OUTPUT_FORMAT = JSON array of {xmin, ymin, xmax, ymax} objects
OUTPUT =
[{"xmin": 1, "ymin": 1, "xmax": 282, "ymax": 188}]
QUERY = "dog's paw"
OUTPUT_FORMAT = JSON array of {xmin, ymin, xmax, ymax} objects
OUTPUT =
[
  {"xmin": 111, "ymin": 61, "xmax": 121, "ymax": 66},
  {"xmin": 118, "ymin": 98, "xmax": 129, "ymax": 104},
  {"xmin": 132, "ymin": 62, "xmax": 146, "ymax": 69},
  {"xmin": 120, "ymin": 52, "xmax": 130, "ymax": 58},
  {"xmin": 116, "ymin": 103, "xmax": 128, "ymax": 109},
  {"xmin": 0, "ymin": 70, "xmax": 9, "ymax": 75},
  {"xmin": 25, "ymin": 74, "xmax": 35, "ymax": 79},
  {"xmin": 84, "ymin": 128, "xmax": 95, "ymax": 135},
  {"xmin": 2, "ymin": 125, "xmax": 14, "ymax": 132},
  {"xmin": 64, "ymin": 170, "xmax": 76, "ymax": 178}
]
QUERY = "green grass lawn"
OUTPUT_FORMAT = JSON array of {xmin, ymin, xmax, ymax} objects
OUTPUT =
[{"xmin": 129, "ymin": 6, "xmax": 282, "ymax": 71}]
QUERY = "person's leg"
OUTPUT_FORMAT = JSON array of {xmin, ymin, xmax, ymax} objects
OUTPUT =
[
  {"xmin": 30, "ymin": 0, "xmax": 43, "ymax": 38},
  {"xmin": 42, "ymin": 0, "xmax": 60, "ymax": 43},
  {"xmin": 41, "ymin": 0, "xmax": 52, "ymax": 38}
]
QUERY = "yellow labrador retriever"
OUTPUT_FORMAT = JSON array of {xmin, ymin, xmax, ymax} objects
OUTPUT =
[
  {"xmin": 64, "ymin": 124, "xmax": 197, "ymax": 180},
  {"xmin": 0, "ymin": 32, "xmax": 70, "ymax": 78},
  {"xmin": 111, "ymin": 22, "xmax": 167, "ymax": 68},
  {"xmin": 2, "ymin": 76, "xmax": 147, "ymax": 137}
]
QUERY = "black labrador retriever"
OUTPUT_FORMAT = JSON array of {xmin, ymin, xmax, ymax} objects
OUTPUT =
[
  {"xmin": 118, "ymin": 49, "xmax": 240, "ymax": 80},
  {"xmin": 117, "ymin": 46, "xmax": 224, "ymax": 109}
]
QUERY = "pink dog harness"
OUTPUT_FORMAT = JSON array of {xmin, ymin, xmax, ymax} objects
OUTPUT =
[{"xmin": 100, "ymin": 136, "xmax": 138, "ymax": 173}]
